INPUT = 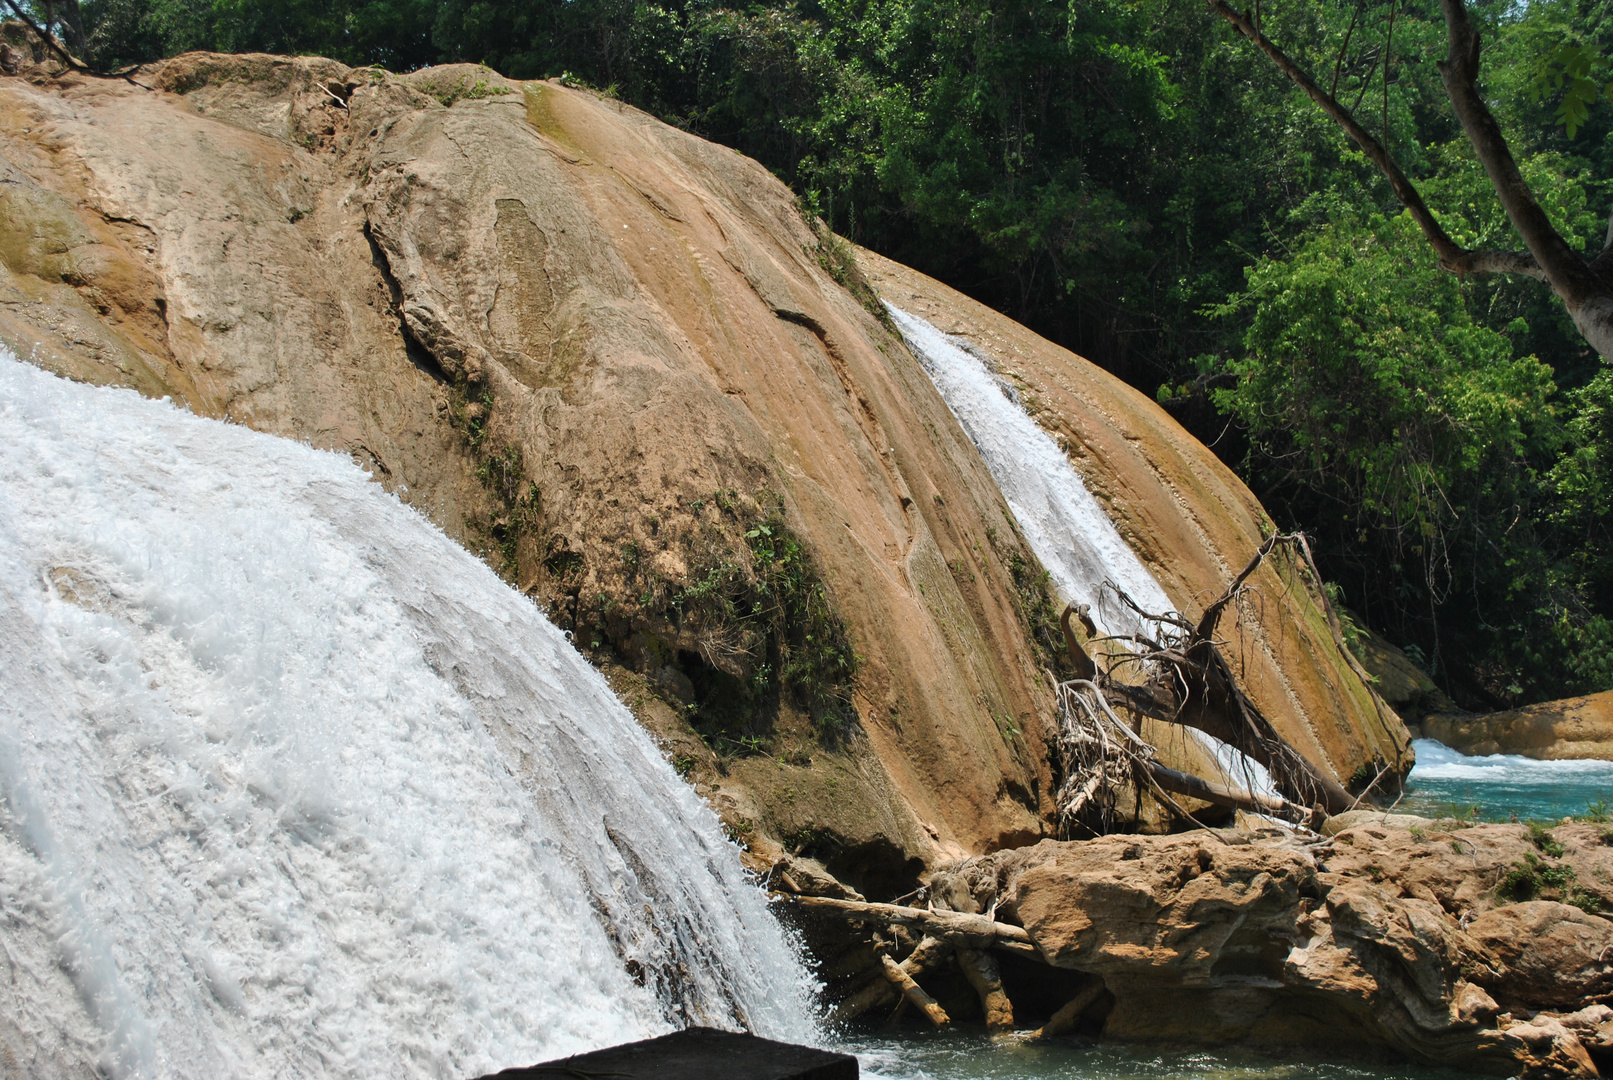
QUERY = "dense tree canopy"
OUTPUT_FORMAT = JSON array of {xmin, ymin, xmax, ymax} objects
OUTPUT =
[{"xmin": 25, "ymin": 0, "xmax": 1613, "ymax": 708}]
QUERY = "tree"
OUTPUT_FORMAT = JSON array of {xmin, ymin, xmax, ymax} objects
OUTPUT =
[{"xmin": 1211, "ymin": 0, "xmax": 1613, "ymax": 358}]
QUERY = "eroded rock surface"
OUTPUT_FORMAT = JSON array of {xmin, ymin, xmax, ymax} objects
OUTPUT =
[
  {"xmin": 926, "ymin": 821, "xmax": 1613, "ymax": 1075},
  {"xmin": 0, "ymin": 50, "xmax": 1403, "ymax": 886},
  {"xmin": 858, "ymin": 248, "xmax": 1413, "ymax": 812},
  {"xmin": 1425, "ymin": 691, "xmax": 1613, "ymax": 761}
]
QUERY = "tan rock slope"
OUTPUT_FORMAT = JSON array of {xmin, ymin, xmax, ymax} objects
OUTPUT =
[
  {"xmin": 860, "ymin": 250, "xmax": 1413, "ymax": 796},
  {"xmin": 1425, "ymin": 691, "xmax": 1613, "ymax": 761},
  {"xmin": 0, "ymin": 51, "xmax": 1399, "ymax": 886}
]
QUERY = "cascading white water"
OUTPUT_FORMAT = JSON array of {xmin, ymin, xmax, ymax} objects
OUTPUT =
[
  {"xmin": 888, "ymin": 305, "xmax": 1277, "ymax": 799},
  {"xmin": 885, "ymin": 306, "xmax": 1172, "ymax": 640},
  {"xmin": 0, "ymin": 354, "xmax": 816, "ymax": 1080}
]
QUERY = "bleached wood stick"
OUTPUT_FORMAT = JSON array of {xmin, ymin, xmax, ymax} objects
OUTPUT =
[
  {"xmin": 880, "ymin": 954, "xmax": 950, "ymax": 1027},
  {"xmin": 793, "ymin": 895, "xmax": 1038, "ymax": 953},
  {"xmin": 831, "ymin": 936, "xmax": 949, "ymax": 1023}
]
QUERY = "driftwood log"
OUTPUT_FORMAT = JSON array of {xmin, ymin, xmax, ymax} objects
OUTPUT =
[
  {"xmin": 880, "ymin": 954, "xmax": 950, "ymax": 1026},
  {"xmin": 808, "ymin": 897, "xmax": 1038, "ymax": 1029},
  {"xmin": 831, "ymin": 935, "xmax": 949, "ymax": 1023},
  {"xmin": 794, "ymin": 895, "xmax": 1038, "ymax": 955},
  {"xmin": 957, "ymin": 948, "xmax": 1014, "ymax": 1033},
  {"xmin": 1059, "ymin": 533, "xmax": 1380, "ymax": 821}
]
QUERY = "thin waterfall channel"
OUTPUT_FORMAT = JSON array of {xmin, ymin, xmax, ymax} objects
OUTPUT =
[
  {"xmin": 886, "ymin": 304, "xmax": 1279, "ymax": 801},
  {"xmin": 0, "ymin": 354, "xmax": 816, "ymax": 1079}
]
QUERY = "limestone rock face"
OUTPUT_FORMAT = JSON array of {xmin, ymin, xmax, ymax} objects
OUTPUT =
[
  {"xmin": 0, "ymin": 54, "xmax": 1054, "ymax": 883},
  {"xmin": 1425, "ymin": 692, "xmax": 1613, "ymax": 761},
  {"xmin": 857, "ymin": 249, "xmax": 1413, "ymax": 802},
  {"xmin": 931, "ymin": 822, "xmax": 1613, "ymax": 1075},
  {"xmin": 0, "ymin": 51, "xmax": 1404, "ymax": 881},
  {"xmin": 1468, "ymin": 902, "xmax": 1613, "ymax": 1011}
]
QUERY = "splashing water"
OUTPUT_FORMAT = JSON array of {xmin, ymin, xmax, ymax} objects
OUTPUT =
[
  {"xmin": 1400, "ymin": 739, "xmax": 1613, "ymax": 822},
  {"xmin": 0, "ymin": 354, "xmax": 816, "ymax": 1079},
  {"xmin": 888, "ymin": 305, "xmax": 1277, "ymax": 801}
]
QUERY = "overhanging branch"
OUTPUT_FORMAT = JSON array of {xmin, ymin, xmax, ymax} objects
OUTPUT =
[{"xmin": 1208, "ymin": 0, "xmax": 1547, "ymax": 283}]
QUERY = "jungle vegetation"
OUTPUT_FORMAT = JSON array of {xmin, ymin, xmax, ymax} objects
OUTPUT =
[{"xmin": 25, "ymin": 0, "xmax": 1613, "ymax": 709}]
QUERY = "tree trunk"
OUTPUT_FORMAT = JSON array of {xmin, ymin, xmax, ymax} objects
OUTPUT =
[
  {"xmin": 958, "ymin": 948, "xmax": 1015, "ymax": 1033},
  {"xmin": 879, "ymin": 954, "xmax": 950, "ymax": 1027},
  {"xmin": 1209, "ymin": 0, "xmax": 1613, "ymax": 360}
]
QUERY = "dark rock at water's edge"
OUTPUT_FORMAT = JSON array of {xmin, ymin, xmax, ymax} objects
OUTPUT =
[{"xmin": 473, "ymin": 1027, "xmax": 858, "ymax": 1080}]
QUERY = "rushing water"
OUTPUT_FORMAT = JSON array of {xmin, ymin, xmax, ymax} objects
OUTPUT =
[
  {"xmin": 885, "ymin": 305, "xmax": 1172, "ymax": 641},
  {"xmin": 887, "ymin": 305, "xmax": 1277, "ymax": 801},
  {"xmin": 0, "ymin": 355, "xmax": 816, "ymax": 1079},
  {"xmin": 1399, "ymin": 738, "xmax": 1613, "ymax": 822}
]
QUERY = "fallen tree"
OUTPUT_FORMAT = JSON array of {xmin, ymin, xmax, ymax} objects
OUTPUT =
[{"xmin": 1054, "ymin": 532, "xmax": 1406, "ymax": 831}]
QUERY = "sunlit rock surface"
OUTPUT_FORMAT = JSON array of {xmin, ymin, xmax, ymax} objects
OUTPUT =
[
  {"xmin": 931, "ymin": 821, "xmax": 1613, "ymax": 1076},
  {"xmin": 0, "ymin": 49, "xmax": 1402, "ymax": 882}
]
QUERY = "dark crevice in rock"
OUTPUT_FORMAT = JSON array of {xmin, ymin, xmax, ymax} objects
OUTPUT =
[{"xmin": 364, "ymin": 221, "xmax": 448, "ymax": 385}]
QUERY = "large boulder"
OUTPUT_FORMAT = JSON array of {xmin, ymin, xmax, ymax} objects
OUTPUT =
[
  {"xmin": 0, "ymin": 50, "xmax": 1403, "ymax": 882},
  {"xmin": 1425, "ymin": 692, "xmax": 1613, "ymax": 760},
  {"xmin": 927, "ymin": 821, "xmax": 1613, "ymax": 1075},
  {"xmin": 1468, "ymin": 902, "xmax": 1613, "ymax": 1011}
]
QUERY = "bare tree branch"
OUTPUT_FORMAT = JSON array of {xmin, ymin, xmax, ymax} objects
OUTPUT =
[{"xmin": 1208, "ymin": 0, "xmax": 1545, "ymax": 284}]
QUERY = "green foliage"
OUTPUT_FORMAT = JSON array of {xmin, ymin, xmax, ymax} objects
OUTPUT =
[
  {"xmin": 1528, "ymin": 43, "xmax": 1613, "ymax": 138},
  {"xmin": 622, "ymin": 493, "xmax": 858, "ymax": 752},
  {"xmin": 29, "ymin": 0, "xmax": 1613, "ymax": 709},
  {"xmin": 1498, "ymin": 850, "xmax": 1602, "ymax": 912},
  {"xmin": 1199, "ymin": 193, "xmax": 1607, "ymax": 701},
  {"xmin": 1528, "ymin": 821, "xmax": 1567, "ymax": 858},
  {"xmin": 473, "ymin": 443, "xmax": 541, "ymax": 578}
]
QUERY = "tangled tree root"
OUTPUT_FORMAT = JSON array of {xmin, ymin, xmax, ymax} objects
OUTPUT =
[{"xmin": 1054, "ymin": 531, "xmax": 1404, "ymax": 833}]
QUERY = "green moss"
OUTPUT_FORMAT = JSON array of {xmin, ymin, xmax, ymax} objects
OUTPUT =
[
  {"xmin": 801, "ymin": 210, "xmax": 892, "ymax": 330},
  {"xmin": 621, "ymin": 492, "xmax": 858, "ymax": 754},
  {"xmin": 1528, "ymin": 821, "xmax": 1567, "ymax": 858},
  {"xmin": 992, "ymin": 527, "xmax": 1069, "ymax": 675},
  {"xmin": 469, "ymin": 442, "xmax": 540, "ymax": 579},
  {"xmin": 413, "ymin": 65, "xmax": 513, "ymax": 107},
  {"xmin": 1498, "ymin": 851, "xmax": 1602, "ymax": 913}
]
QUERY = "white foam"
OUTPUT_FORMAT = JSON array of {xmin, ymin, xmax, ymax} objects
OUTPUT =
[
  {"xmin": 0, "ymin": 354, "xmax": 815, "ymax": 1079},
  {"xmin": 887, "ymin": 305, "xmax": 1174, "ymax": 637},
  {"xmin": 1410, "ymin": 738, "xmax": 1613, "ymax": 781}
]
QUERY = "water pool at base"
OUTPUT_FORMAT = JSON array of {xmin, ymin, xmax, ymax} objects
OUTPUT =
[
  {"xmin": 1398, "ymin": 738, "xmax": 1613, "ymax": 821},
  {"xmin": 844, "ymin": 1031, "xmax": 1482, "ymax": 1080}
]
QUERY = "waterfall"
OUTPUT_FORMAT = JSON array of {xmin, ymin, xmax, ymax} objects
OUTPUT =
[
  {"xmin": 885, "ymin": 306, "xmax": 1172, "ymax": 640},
  {"xmin": 888, "ymin": 304, "xmax": 1277, "ymax": 799},
  {"xmin": 0, "ymin": 355, "xmax": 816, "ymax": 1080}
]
